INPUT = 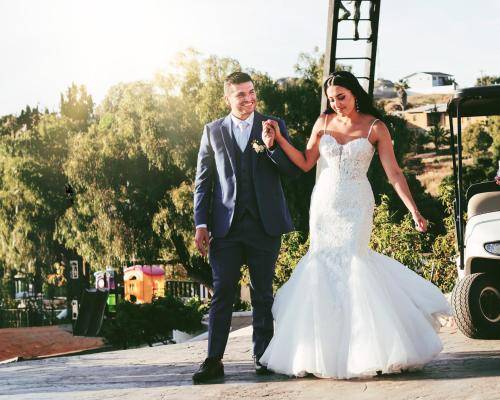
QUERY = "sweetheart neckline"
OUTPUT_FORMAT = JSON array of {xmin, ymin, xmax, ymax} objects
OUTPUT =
[{"xmin": 320, "ymin": 134, "xmax": 374, "ymax": 147}]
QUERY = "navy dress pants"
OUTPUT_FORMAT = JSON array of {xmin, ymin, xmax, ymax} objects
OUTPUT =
[{"xmin": 207, "ymin": 213, "xmax": 281, "ymax": 360}]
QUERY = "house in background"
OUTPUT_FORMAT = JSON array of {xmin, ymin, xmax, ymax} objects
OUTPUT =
[
  {"xmin": 402, "ymin": 103, "xmax": 487, "ymax": 132},
  {"xmin": 401, "ymin": 72, "xmax": 457, "ymax": 95}
]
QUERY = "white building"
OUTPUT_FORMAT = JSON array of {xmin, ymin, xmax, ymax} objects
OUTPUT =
[{"xmin": 400, "ymin": 72, "xmax": 457, "ymax": 95}]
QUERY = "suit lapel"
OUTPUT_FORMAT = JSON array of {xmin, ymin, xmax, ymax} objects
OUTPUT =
[
  {"xmin": 250, "ymin": 112, "xmax": 263, "ymax": 173},
  {"xmin": 220, "ymin": 114, "xmax": 236, "ymax": 174}
]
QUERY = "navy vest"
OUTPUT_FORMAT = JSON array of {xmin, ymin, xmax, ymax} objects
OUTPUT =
[{"xmin": 232, "ymin": 134, "xmax": 260, "ymax": 223}]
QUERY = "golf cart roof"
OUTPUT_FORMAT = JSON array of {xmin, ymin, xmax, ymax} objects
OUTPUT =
[{"xmin": 447, "ymin": 85, "xmax": 500, "ymax": 117}]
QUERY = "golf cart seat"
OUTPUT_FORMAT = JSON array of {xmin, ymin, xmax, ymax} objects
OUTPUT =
[{"xmin": 467, "ymin": 181, "xmax": 500, "ymax": 218}]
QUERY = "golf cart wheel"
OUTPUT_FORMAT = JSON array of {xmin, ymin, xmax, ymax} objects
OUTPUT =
[{"xmin": 451, "ymin": 273, "xmax": 500, "ymax": 339}]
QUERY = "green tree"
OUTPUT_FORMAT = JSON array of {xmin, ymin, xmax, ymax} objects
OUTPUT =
[
  {"xmin": 463, "ymin": 122, "xmax": 493, "ymax": 160},
  {"xmin": 56, "ymin": 81, "xmax": 186, "ymax": 271},
  {"xmin": 475, "ymin": 75, "xmax": 500, "ymax": 86},
  {"xmin": 60, "ymin": 83, "xmax": 94, "ymax": 129},
  {"xmin": 0, "ymin": 114, "xmax": 74, "ymax": 293},
  {"xmin": 0, "ymin": 106, "xmax": 43, "ymax": 137},
  {"xmin": 428, "ymin": 125, "xmax": 449, "ymax": 152},
  {"xmin": 485, "ymin": 116, "xmax": 500, "ymax": 160},
  {"xmin": 394, "ymin": 80, "xmax": 409, "ymax": 110}
]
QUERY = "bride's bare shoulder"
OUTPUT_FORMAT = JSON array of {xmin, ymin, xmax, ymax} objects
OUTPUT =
[{"xmin": 314, "ymin": 113, "xmax": 333, "ymax": 137}]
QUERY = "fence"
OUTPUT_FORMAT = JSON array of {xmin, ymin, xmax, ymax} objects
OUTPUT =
[
  {"xmin": 165, "ymin": 281, "xmax": 210, "ymax": 300},
  {"xmin": 0, "ymin": 308, "xmax": 65, "ymax": 329}
]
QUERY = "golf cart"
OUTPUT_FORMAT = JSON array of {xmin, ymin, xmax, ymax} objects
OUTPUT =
[{"xmin": 448, "ymin": 85, "xmax": 500, "ymax": 339}]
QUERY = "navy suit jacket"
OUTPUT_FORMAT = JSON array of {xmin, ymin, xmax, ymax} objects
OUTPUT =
[{"xmin": 194, "ymin": 111, "xmax": 301, "ymax": 238}]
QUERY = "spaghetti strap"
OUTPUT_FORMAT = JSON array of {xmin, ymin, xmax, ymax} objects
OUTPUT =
[
  {"xmin": 367, "ymin": 119, "xmax": 379, "ymax": 140},
  {"xmin": 323, "ymin": 114, "xmax": 329, "ymax": 136}
]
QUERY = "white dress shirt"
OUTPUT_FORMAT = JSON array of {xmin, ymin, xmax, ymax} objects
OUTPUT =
[{"xmin": 230, "ymin": 112, "xmax": 254, "ymax": 152}]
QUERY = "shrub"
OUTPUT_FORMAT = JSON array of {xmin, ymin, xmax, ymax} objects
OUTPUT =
[
  {"xmin": 101, "ymin": 294, "xmax": 204, "ymax": 349},
  {"xmin": 463, "ymin": 123, "xmax": 493, "ymax": 160},
  {"xmin": 370, "ymin": 194, "xmax": 457, "ymax": 292},
  {"xmin": 273, "ymin": 231, "xmax": 309, "ymax": 292},
  {"xmin": 370, "ymin": 195, "xmax": 430, "ymax": 274}
]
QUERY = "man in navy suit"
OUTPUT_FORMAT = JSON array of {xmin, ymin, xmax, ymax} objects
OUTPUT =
[{"xmin": 192, "ymin": 72, "xmax": 300, "ymax": 382}]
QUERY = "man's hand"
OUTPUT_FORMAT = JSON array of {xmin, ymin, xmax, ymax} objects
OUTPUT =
[
  {"xmin": 194, "ymin": 227, "xmax": 209, "ymax": 257},
  {"xmin": 263, "ymin": 120, "xmax": 283, "ymax": 144},
  {"xmin": 261, "ymin": 121, "xmax": 275, "ymax": 149}
]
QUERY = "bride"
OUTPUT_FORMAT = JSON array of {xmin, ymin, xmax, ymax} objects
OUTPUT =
[{"xmin": 259, "ymin": 71, "xmax": 452, "ymax": 379}]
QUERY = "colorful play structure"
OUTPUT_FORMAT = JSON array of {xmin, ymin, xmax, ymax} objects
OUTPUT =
[{"xmin": 123, "ymin": 265, "xmax": 166, "ymax": 303}]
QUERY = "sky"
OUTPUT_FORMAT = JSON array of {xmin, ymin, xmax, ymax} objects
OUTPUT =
[{"xmin": 0, "ymin": 0, "xmax": 499, "ymax": 116}]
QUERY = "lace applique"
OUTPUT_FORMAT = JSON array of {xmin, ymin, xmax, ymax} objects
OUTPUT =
[
  {"xmin": 318, "ymin": 135, "xmax": 375, "ymax": 182},
  {"xmin": 308, "ymin": 134, "xmax": 376, "ymax": 263}
]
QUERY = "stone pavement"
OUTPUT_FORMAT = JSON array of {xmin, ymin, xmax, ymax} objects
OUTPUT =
[{"xmin": 1, "ymin": 325, "xmax": 500, "ymax": 400}]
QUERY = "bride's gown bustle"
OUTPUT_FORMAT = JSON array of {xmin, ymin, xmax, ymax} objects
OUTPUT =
[{"xmin": 259, "ymin": 120, "xmax": 452, "ymax": 379}]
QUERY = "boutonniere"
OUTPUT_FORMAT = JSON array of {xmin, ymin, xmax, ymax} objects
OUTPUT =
[{"xmin": 251, "ymin": 139, "xmax": 266, "ymax": 154}]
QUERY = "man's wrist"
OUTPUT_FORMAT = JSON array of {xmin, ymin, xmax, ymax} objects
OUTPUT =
[{"xmin": 196, "ymin": 224, "xmax": 207, "ymax": 230}]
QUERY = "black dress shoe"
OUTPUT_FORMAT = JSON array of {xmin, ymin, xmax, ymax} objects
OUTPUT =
[
  {"xmin": 254, "ymin": 356, "xmax": 274, "ymax": 375},
  {"xmin": 192, "ymin": 358, "xmax": 224, "ymax": 383}
]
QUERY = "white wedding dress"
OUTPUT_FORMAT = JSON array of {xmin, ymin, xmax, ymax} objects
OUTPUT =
[{"xmin": 259, "ymin": 120, "xmax": 452, "ymax": 379}]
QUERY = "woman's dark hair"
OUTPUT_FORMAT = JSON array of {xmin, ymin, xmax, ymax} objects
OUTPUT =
[{"xmin": 323, "ymin": 70, "xmax": 383, "ymax": 119}]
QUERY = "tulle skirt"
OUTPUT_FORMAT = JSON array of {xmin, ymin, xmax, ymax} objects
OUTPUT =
[{"xmin": 259, "ymin": 248, "xmax": 451, "ymax": 379}]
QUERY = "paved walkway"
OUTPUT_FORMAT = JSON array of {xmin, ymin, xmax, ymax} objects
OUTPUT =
[{"xmin": 1, "ymin": 325, "xmax": 500, "ymax": 400}]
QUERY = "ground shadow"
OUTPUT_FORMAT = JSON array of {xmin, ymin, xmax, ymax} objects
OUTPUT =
[{"xmin": 1, "ymin": 350, "xmax": 500, "ymax": 395}]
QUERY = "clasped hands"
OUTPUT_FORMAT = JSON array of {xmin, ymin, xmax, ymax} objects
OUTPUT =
[{"xmin": 261, "ymin": 120, "xmax": 282, "ymax": 149}]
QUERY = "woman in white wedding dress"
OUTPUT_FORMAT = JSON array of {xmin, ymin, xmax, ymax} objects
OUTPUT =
[{"xmin": 259, "ymin": 71, "xmax": 452, "ymax": 379}]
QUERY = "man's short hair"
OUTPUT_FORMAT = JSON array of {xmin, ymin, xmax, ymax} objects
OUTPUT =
[{"xmin": 224, "ymin": 72, "xmax": 253, "ymax": 95}]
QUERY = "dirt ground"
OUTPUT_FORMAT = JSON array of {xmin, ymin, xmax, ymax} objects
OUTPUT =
[
  {"xmin": 0, "ymin": 324, "xmax": 105, "ymax": 362},
  {"xmin": 0, "ymin": 314, "xmax": 251, "ymax": 363}
]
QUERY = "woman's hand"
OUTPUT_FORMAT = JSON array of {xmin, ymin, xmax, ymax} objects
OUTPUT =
[
  {"xmin": 261, "ymin": 121, "xmax": 276, "ymax": 149},
  {"xmin": 264, "ymin": 120, "xmax": 283, "ymax": 143},
  {"xmin": 412, "ymin": 210, "xmax": 428, "ymax": 233}
]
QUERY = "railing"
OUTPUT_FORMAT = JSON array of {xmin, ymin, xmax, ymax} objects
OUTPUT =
[
  {"xmin": 165, "ymin": 281, "xmax": 210, "ymax": 300},
  {"xmin": 0, "ymin": 308, "xmax": 65, "ymax": 329}
]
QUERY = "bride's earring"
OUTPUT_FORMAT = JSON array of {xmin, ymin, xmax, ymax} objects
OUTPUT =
[{"xmin": 355, "ymin": 99, "xmax": 360, "ymax": 112}]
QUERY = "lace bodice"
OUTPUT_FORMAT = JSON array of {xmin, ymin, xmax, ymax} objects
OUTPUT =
[
  {"xmin": 309, "ymin": 120, "xmax": 379, "ymax": 256},
  {"xmin": 318, "ymin": 135, "xmax": 375, "ymax": 182}
]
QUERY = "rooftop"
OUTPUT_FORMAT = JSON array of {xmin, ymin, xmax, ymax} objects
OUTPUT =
[{"xmin": 405, "ymin": 103, "xmax": 448, "ymax": 113}]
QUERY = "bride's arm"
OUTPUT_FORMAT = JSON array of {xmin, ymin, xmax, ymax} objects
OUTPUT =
[
  {"xmin": 267, "ymin": 117, "xmax": 322, "ymax": 172},
  {"xmin": 372, "ymin": 121, "xmax": 428, "ymax": 232}
]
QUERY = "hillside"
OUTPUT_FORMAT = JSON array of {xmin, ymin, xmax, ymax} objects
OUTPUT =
[{"xmin": 378, "ymin": 94, "xmax": 453, "ymax": 113}]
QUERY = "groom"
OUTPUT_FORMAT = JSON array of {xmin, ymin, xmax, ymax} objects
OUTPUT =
[{"xmin": 193, "ymin": 72, "xmax": 300, "ymax": 382}]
